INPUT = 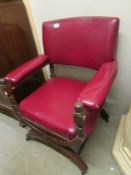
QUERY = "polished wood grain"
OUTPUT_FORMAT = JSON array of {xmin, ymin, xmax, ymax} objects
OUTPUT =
[{"xmin": 0, "ymin": 1, "xmax": 44, "ymax": 108}]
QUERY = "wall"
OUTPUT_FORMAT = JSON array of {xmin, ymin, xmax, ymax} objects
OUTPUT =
[{"xmin": 28, "ymin": 0, "xmax": 131, "ymax": 115}]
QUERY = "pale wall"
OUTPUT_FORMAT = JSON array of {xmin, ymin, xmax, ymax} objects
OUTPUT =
[{"xmin": 28, "ymin": 0, "xmax": 131, "ymax": 115}]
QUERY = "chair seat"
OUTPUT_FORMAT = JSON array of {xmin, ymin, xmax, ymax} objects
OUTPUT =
[{"xmin": 19, "ymin": 77, "xmax": 99, "ymax": 140}]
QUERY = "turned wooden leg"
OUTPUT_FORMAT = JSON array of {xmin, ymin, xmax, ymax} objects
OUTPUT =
[
  {"xmin": 101, "ymin": 109, "xmax": 109, "ymax": 122},
  {"xmin": 26, "ymin": 129, "xmax": 88, "ymax": 174}
]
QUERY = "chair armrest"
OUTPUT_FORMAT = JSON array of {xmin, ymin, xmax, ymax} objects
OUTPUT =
[
  {"xmin": 5, "ymin": 54, "xmax": 49, "ymax": 86},
  {"xmin": 78, "ymin": 61, "xmax": 117, "ymax": 110}
]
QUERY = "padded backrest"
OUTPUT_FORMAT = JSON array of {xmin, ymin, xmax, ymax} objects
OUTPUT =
[{"xmin": 43, "ymin": 17, "xmax": 119, "ymax": 70}]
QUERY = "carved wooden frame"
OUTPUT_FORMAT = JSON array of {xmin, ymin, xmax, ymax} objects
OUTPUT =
[{"xmin": 0, "ymin": 64, "xmax": 109, "ymax": 174}]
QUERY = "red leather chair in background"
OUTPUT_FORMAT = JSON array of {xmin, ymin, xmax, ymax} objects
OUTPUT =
[{"xmin": 2, "ymin": 17, "xmax": 119, "ymax": 174}]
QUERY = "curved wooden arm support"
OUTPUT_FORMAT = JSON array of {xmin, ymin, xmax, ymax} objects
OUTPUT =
[
  {"xmin": 0, "ymin": 78, "xmax": 15, "ymax": 95},
  {"xmin": 0, "ymin": 78, "xmax": 20, "ymax": 120},
  {"xmin": 49, "ymin": 64, "xmax": 56, "ymax": 77},
  {"xmin": 74, "ymin": 102, "xmax": 87, "ymax": 139},
  {"xmin": 0, "ymin": 78, "xmax": 7, "ymax": 92}
]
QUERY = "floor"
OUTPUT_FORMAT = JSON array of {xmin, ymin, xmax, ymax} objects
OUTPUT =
[{"xmin": 0, "ymin": 111, "xmax": 121, "ymax": 175}]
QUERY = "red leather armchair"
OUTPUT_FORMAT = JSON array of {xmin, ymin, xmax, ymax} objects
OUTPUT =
[{"xmin": 0, "ymin": 17, "xmax": 119, "ymax": 174}]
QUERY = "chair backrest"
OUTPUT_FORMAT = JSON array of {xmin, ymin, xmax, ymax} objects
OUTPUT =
[{"xmin": 42, "ymin": 17, "xmax": 119, "ymax": 70}]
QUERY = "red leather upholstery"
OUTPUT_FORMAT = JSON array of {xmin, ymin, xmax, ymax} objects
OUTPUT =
[
  {"xmin": 43, "ymin": 17, "xmax": 119, "ymax": 70},
  {"xmin": 19, "ymin": 77, "xmax": 100, "ymax": 139},
  {"xmin": 4, "ymin": 16, "xmax": 119, "ymax": 141},
  {"xmin": 78, "ymin": 61, "xmax": 117, "ymax": 110},
  {"xmin": 5, "ymin": 54, "xmax": 48, "ymax": 86},
  {"xmin": 19, "ymin": 77, "xmax": 86, "ymax": 139}
]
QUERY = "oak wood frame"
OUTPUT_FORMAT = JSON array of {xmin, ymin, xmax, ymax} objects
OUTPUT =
[{"xmin": 0, "ymin": 64, "xmax": 109, "ymax": 174}]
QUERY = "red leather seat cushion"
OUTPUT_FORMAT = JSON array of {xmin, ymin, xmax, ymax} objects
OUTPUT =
[{"xmin": 19, "ymin": 77, "xmax": 99, "ymax": 139}]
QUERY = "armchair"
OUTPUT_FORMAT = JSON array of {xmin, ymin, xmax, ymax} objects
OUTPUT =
[{"xmin": 0, "ymin": 17, "xmax": 119, "ymax": 174}]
